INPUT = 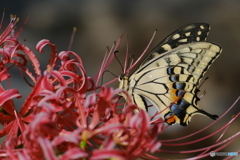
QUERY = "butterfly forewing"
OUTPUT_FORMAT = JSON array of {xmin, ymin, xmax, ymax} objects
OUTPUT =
[
  {"xmin": 140, "ymin": 23, "xmax": 210, "ymax": 66},
  {"xmin": 135, "ymin": 42, "xmax": 221, "ymax": 84}
]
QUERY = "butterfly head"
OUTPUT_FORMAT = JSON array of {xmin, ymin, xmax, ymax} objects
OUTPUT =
[{"xmin": 118, "ymin": 74, "xmax": 129, "ymax": 91}]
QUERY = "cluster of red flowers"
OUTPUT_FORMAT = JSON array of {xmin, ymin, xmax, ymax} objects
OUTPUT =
[
  {"xmin": 0, "ymin": 14, "xmax": 162, "ymax": 160},
  {"xmin": 0, "ymin": 14, "xmax": 239, "ymax": 160}
]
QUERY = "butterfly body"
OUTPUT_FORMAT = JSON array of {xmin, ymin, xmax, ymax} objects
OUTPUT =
[{"xmin": 119, "ymin": 23, "xmax": 222, "ymax": 126}]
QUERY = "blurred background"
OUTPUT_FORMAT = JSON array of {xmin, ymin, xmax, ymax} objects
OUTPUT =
[{"xmin": 1, "ymin": 0, "xmax": 240, "ymax": 159}]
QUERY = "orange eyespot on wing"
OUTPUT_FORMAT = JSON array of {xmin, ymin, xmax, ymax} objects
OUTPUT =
[{"xmin": 164, "ymin": 113, "xmax": 179, "ymax": 125}]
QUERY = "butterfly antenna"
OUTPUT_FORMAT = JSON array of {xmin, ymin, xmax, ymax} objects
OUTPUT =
[
  {"xmin": 101, "ymin": 70, "xmax": 118, "ymax": 86},
  {"xmin": 114, "ymin": 51, "xmax": 124, "ymax": 72}
]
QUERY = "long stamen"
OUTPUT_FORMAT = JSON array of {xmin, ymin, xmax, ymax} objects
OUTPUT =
[
  {"xmin": 103, "ymin": 34, "xmax": 124, "ymax": 69},
  {"xmin": 161, "ymin": 113, "xmax": 239, "ymax": 146},
  {"xmin": 15, "ymin": 14, "xmax": 29, "ymax": 38},
  {"xmin": 68, "ymin": 27, "xmax": 77, "ymax": 51},
  {"xmin": 123, "ymin": 34, "xmax": 129, "ymax": 74},
  {"xmin": 95, "ymin": 44, "xmax": 114, "ymax": 87},
  {"xmin": 126, "ymin": 30, "xmax": 157, "ymax": 73},
  {"xmin": 95, "ymin": 34, "xmax": 124, "ymax": 87},
  {"xmin": 0, "ymin": 8, "xmax": 5, "ymax": 30}
]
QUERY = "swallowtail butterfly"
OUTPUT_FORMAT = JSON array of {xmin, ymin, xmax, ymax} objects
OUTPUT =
[{"xmin": 119, "ymin": 23, "xmax": 222, "ymax": 126}]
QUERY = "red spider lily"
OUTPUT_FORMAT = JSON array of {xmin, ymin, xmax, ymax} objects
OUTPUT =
[
  {"xmin": 0, "ymin": 13, "xmax": 239, "ymax": 160},
  {"xmin": 0, "ymin": 14, "xmax": 41, "ymax": 145},
  {"xmin": 0, "ymin": 14, "xmax": 162, "ymax": 160}
]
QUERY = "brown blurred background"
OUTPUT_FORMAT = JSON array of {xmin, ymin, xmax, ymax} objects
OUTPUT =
[{"xmin": 1, "ymin": 0, "xmax": 240, "ymax": 159}]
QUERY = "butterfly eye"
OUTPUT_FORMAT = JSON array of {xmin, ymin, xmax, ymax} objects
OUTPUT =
[{"xmin": 119, "ymin": 74, "xmax": 125, "ymax": 81}]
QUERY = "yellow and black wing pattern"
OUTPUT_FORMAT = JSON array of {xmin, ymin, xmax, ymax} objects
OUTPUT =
[{"xmin": 119, "ymin": 23, "xmax": 222, "ymax": 126}]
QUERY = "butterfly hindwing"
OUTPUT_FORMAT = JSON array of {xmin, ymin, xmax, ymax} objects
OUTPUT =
[{"xmin": 129, "ymin": 42, "xmax": 221, "ymax": 125}]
